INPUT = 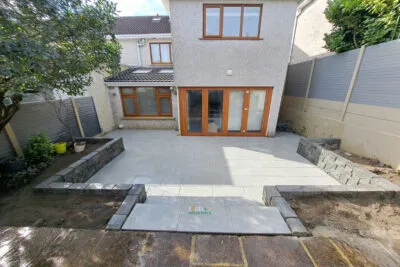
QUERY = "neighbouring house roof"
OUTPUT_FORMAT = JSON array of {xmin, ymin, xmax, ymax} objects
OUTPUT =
[
  {"xmin": 113, "ymin": 16, "xmax": 171, "ymax": 35},
  {"xmin": 104, "ymin": 66, "xmax": 174, "ymax": 83}
]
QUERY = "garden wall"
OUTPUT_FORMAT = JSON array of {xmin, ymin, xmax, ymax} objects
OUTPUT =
[
  {"xmin": 280, "ymin": 40, "xmax": 400, "ymax": 170},
  {"xmin": 1, "ymin": 96, "xmax": 102, "ymax": 161},
  {"xmin": 297, "ymin": 138, "xmax": 399, "ymax": 190},
  {"xmin": 35, "ymin": 137, "xmax": 124, "ymax": 190}
]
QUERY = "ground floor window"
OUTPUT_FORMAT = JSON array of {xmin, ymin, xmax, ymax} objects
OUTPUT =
[{"xmin": 120, "ymin": 87, "xmax": 172, "ymax": 117}]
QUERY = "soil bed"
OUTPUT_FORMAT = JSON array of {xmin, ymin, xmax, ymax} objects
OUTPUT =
[
  {"xmin": 0, "ymin": 142, "xmax": 121, "ymax": 229},
  {"xmin": 335, "ymin": 149, "xmax": 400, "ymax": 185},
  {"xmin": 289, "ymin": 196, "xmax": 400, "ymax": 241}
]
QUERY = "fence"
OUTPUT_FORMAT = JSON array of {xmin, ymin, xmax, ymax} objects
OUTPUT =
[
  {"xmin": 280, "ymin": 40, "xmax": 400, "ymax": 170},
  {"xmin": 0, "ymin": 96, "xmax": 102, "ymax": 160}
]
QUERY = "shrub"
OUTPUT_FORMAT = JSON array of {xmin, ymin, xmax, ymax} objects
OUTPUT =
[{"xmin": 24, "ymin": 133, "xmax": 54, "ymax": 165}]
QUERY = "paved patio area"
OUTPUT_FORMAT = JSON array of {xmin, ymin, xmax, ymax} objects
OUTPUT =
[{"xmin": 88, "ymin": 130, "xmax": 339, "ymax": 187}]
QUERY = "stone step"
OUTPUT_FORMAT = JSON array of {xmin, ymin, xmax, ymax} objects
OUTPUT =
[{"xmin": 122, "ymin": 201, "xmax": 291, "ymax": 235}]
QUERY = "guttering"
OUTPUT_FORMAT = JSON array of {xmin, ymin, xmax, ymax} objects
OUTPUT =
[
  {"xmin": 115, "ymin": 33, "xmax": 172, "ymax": 40},
  {"xmin": 105, "ymin": 81, "xmax": 175, "ymax": 87}
]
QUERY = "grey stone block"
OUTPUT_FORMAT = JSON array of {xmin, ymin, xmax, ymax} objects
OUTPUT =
[
  {"xmin": 35, "ymin": 175, "xmax": 63, "ymax": 188},
  {"xmin": 102, "ymin": 184, "xmax": 116, "ymax": 190},
  {"xmin": 347, "ymin": 177, "xmax": 360, "ymax": 186},
  {"xmin": 358, "ymin": 178, "xmax": 372, "ymax": 185},
  {"xmin": 270, "ymin": 197, "xmax": 297, "ymax": 219},
  {"xmin": 81, "ymin": 151, "xmax": 98, "ymax": 160},
  {"xmin": 106, "ymin": 214, "xmax": 127, "ymax": 230},
  {"xmin": 286, "ymin": 218, "xmax": 310, "ymax": 237},
  {"xmin": 116, "ymin": 195, "xmax": 139, "ymax": 215},
  {"xmin": 262, "ymin": 186, "xmax": 281, "ymax": 205},
  {"xmin": 43, "ymin": 182, "xmax": 73, "ymax": 193},
  {"xmin": 353, "ymin": 167, "xmax": 375, "ymax": 180},
  {"xmin": 115, "ymin": 184, "xmax": 133, "ymax": 191},
  {"xmin": 277, "ymin": 185, "xmax": 352, "ymax": 198},
  {"xmin": 86, "ymin": 183, "xmax": 104, "ymax": 190},
  {"xmin": 128, "ymin": 184, "xmax": 147, "ymax": 203},
  {"xmin": 68, "ymin": 159, "xmax": 86, "ymax": 169},
  {"xmin": 338, "ymin": 176, "xmax": 349, "ymax": 185},
  {"xmin": 55, "ymin": 167, "xmax": 74, "ymax": 182},
  {"xmin": 371, "ymin": 178, "xmax": 400, "ymax": 191},
  {"xmin": 69, "ymin": 183, "xmax": 88, "ymax": 190}
]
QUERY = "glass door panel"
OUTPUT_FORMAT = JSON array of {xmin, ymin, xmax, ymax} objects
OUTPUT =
[
  {"xmin": 187, "ymin": 90, "xmax": 202, "ymax": 133},
  {"xmin": 228, "ymin": 90, "xmax": 244, "ymax": 132},
  {"xmin": 208, "ymin": 90, "xmax": 224, "ymax": 133},
  {"xmin": 247, "ymin": 90, "xmax": 266, "ymax": 132}
]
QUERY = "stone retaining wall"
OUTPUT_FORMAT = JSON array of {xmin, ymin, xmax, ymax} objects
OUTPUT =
[
  {"xmin": 35, "ymin": 137, "xmax": 125, "ymax": 194},
  {"xmin": 297, "ymin": 138, "xmax": 399, "ymax": 190}
]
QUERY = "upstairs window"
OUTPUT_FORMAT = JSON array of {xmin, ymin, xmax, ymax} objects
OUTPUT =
[
  {"xmin": 150, "ymin": 43, "xmax": 172, "ymax": 64},
  {"xmin": 203, "ymin": 4, "xmax": 262, "ymax": 39}
]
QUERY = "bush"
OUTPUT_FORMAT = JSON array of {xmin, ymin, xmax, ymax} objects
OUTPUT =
[{"xmin": 24, "ymin": 133, "xmax": 54, "ymax": 165}]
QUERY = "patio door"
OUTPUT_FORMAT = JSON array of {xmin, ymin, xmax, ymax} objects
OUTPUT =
[{"xmin": 179, "ymin": 87, "xmax": 272, "ymax": 136}]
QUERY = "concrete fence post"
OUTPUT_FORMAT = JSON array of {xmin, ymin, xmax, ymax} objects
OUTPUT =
[
  {"xmin": 70, "ymin": 97, "xmax": 85, "ymax": 137},
  {"xmin": 302, "ymin": 58, "xmax": 316, "ymax": 112},
  {"xmin": 4, "ymin": 123, "xmax": 24, "ymax": 157},
  {"xmin": 340, "ymin": 45, "xmax": 366, "ymax": 121}
]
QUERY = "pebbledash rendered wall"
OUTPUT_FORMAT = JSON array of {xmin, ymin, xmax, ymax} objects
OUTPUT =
[
  {"xmin": 280, "ymin": 40, "xmax": 400, "ymax": 170},
  {"xmin": 169, "ymin": 0, "xmax": 297, "ymax": 136}
]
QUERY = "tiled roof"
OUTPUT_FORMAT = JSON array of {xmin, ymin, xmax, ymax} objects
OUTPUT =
[
  {"xmin": 104, "ymin": 66, "xmax": 174, "ymax": 83},
  {"xmin": 113, "ymin": 16, "xmax": 171, "ymax": 35}
]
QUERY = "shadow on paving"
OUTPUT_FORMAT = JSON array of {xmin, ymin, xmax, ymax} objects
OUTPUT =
[{"xmin": 1, "ymin": 227, "xmax": 399, "ymax": 266}]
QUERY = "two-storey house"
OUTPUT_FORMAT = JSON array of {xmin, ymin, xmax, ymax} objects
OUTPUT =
[
  {"xmin": 103, "ymin": 15, "xmax": 178, "ymax": 130},
  {"xmin": 104, "ymin": 0, "xmax": 297, "ymax": 136}
]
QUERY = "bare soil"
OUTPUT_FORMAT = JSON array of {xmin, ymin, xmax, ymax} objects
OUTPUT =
[
  {"xmin": 335, "ymin": 149, "xmax": 400, "ymax": 185},
  {"xmin": 289, "ymin": 196, "xmax": 400, "ymax": 241},
  {"xmin": 0, "ymin": 142, "xmax": 122, "ymax": 229}
]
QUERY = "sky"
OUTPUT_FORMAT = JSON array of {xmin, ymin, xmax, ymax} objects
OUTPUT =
[{"xmin": 111, "ymin": 0, "xmax": 168, "ymax": 16}]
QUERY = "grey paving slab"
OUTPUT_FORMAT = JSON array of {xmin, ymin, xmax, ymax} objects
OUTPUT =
[
  {"xmin": 87, "ymin": 130, "xmax": 339, "ymax": 186},
  {"xmin": 176, "ymin": 204, "xmax": 234, "ymax": 233},
  {"xmin": 122, "ymin": 204, "xmax": 181, "ymax": 231},
  {"xmin": 230, "ymin": 206, "xmax": 291, "ymax": 234}
]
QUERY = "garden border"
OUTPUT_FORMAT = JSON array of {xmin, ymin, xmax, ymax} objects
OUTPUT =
[
  {"xmin": 297, "ymin": 138, "xmax": 400, "ymax": 190},
  {"xmin": 33, "ymin": 136, "xmax": 148, "ymax": 230},
  {"xmin": 263, "ymin": 184, "xmax": 400, "ymax": 237},
  {"xmin": 34, "ymin": 137, "xmax": 125, "ymax": 194},
  {"xmin": 264, "ymin": 137, "xmax": 400, "ymax": 237}
]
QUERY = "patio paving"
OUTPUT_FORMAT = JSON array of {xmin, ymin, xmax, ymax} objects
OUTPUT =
[{"xmin": 88, "ymin": 130, "xmax": 340, "ymax": 187}]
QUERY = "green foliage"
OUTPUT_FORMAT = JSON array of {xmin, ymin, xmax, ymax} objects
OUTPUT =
[
  {"xmin": 0, "ymin": 0, "xmax": 121, "ymax": 130},
  {"xmin": 324, "ymin": 0, "xmax": 400, "ymax": 52},
  {"xmin": 24, "ymin": 133, "xmax": 54, "ymax": 165}
]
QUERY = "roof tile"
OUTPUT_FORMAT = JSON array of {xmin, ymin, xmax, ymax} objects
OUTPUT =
[{"xmin": 113, "ymin": 16, "xmax": 171, "ymax": 35}]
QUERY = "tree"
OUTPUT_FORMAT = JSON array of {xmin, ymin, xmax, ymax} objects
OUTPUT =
[
  {"xmin": 324, "ymin": 0, "xmax": 400, "ymax": 52},
  {"xmin": 0, "ymin": 0, "xmax": 121, "ymax": 131}
]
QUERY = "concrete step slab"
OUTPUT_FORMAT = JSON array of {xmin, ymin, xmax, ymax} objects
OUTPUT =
[
  {"xmin": 123, "ymin": 200, "xmax": 290, "ymax": 234},
  {"xmin": 122, "ymin": 204, "xmax": 181, "ymax": 231}
]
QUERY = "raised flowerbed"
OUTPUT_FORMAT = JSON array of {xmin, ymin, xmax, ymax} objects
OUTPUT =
[
  {"xmin": 35, "ymin": 137, "xmax": 127, "ymax": 195},
  {"xmin": 297, "ymin": 138, "xmax": 399, "ymax": 190}
]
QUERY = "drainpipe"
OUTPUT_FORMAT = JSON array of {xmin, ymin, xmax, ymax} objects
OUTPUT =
[{"xmin": 136, "ymin": 39, "xmax": 146, "ymax": 66}]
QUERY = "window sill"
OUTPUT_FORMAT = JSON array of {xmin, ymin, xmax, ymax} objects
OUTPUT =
[
  {"xmin": 122, "ymin": 116, "xmax": 174, "ymax": 120},
  {"xmin": 199, "ymin": 37, "xmax": 263, "ymax": 41},
  {"xmin": 151, "ymin": 63, "xmax": 173, "ymax": 66}
]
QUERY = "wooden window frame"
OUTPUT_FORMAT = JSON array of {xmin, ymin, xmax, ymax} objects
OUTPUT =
[
  {"xmin": 120, "ymin": 87, "xmax": 173, "ymax": 117},
  {"xmin": 202, "ymin": 4, "xmax": 263, "ymax": 40},
  {"xmin": 149, "ymin": 42, "xmax": 173, "ymax": 65}
]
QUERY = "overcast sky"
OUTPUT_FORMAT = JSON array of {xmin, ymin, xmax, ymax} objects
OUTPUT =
[{"xmin": 112, "ymin": 0, "xmax": 167, "ymax": 16}]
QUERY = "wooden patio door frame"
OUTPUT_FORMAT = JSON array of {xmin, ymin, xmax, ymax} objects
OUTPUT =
[{"xmin": 179, "ymin": 87, "xmax": 272, "ymax": 136}]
